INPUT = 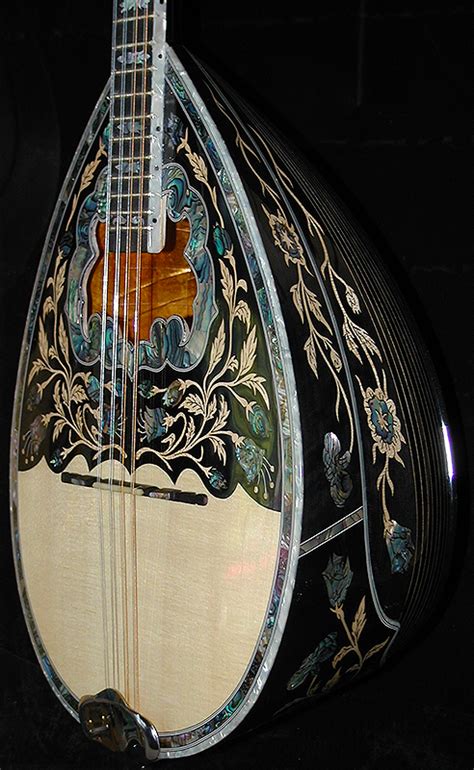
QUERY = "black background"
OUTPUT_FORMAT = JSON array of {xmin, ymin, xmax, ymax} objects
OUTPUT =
[{"xmin": 0, "ymin": 1, "xmax": 472, "ymax": 768}]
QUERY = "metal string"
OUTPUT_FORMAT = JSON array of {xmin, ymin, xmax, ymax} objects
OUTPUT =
[
  {"xmin": 97, "ymin": 0, "xmax": 125, "ymax": 692},
  {"xmin": 115, "ymin": 1, "xmax": 141, "ymax": 704},
  {"xmin": 97, "ymin": 0, "xmax": 159, "ymax": 705},
  {"xmin": 128, "ymin": 0, "xmax": 154, "ymax": 711},
  {"xmin": 108, "ymin": 0, "xmax": 132, "ymax": 694},
  {"xmin": 109, "ymin": 0, "xmax": 152, "ymax": 706},
  {"xmin": 118, "ymin": 0, "xmax": 146, "ymax": 707}
]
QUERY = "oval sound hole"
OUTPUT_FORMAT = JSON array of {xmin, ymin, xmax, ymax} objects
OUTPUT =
[{"xmin": 88, "ymin": 217, "xmax": 196, "ymax": 341}]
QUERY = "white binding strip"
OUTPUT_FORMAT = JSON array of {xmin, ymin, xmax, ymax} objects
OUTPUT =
[
  {"xmin": 164, "ymin": 48, "xmax": 304, "ymax": 759},
  {"xmin": 299, "ymin": 506, "xmax": 364, "ymax": 558}
]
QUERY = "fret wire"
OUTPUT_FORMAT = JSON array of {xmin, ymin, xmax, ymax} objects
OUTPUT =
[
  {"xmin": 113, "ymin": 41, "xmax": 153, "ymax": 50},
  {"xmin": 109, "ymin": 189, "xmax": 151, "ymax": 200},
  {"xmin": 112, "ymin": 66, "xmax": 153, "ymax": 76},
  {"xmin": 109, "ymin": 210, "xmax": 152, "ymax": 216},
  {"xmin": 110, "ymin": 193, "xmax": 154, "ymax": 199},
  {"xmin": 110, "ymin": 170, "xmax": 151, "ymax": 177},
  {"xmin": 110, "ymin": 154, "xmax": 153, "ymax": 161},
  {"xmin": 113, "ymin": 91, "xmax": 153, "ymax": 99},
  {"xmin": 111, "ymin": 114, "xmax": 152, "ymax": 122},
  {"xmin": 111, "ymin": 138, "xmax": 153, "ymax": 145},
  {"xmin": 110, "ymin": 171, "xmax": 152, "ymax": 182},
  {"xmin": 114, "ymin": 66, "xmax": 157, "ymax": 76},
  {"xmin": 110, "ymin": 175, "xmax": 152, "ymax": 181},
  {"xmin": 109, "ymin": 226, "xmax": 153, "ymax": 233},
  {"xmin": 115, "ymin": 15, "xmax": 151, "ymax": 24},
  {"xmin": 110, "ymin": 211, "xmax": 154, "ymax": 216}
]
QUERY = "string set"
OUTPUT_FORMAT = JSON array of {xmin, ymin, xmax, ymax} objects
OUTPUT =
[{"xmin": 97, "ymin": 0, "xmax": 158, "ymax": 709}]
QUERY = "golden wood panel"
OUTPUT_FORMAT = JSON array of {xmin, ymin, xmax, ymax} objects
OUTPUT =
[{"xmin": 88, "ymin": 219, "xmax": 196, "ymax": 340}]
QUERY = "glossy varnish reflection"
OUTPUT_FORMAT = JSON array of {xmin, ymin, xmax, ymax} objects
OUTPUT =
[{"xmin": 89, "ymin": 218, "xmax": 195, "ymax": 340}]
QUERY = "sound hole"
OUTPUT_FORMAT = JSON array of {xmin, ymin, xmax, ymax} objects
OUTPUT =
[{"xmin": 88, "ymin": 218, "xmax": 196, "ymax": 341}]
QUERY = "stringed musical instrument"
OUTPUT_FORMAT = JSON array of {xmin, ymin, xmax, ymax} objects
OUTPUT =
[{"xmin": 10, "ymin": 0, "xmax": 456, "ymax": 763}]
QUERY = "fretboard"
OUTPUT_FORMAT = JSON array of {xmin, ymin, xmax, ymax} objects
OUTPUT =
[{"xmin": 108, "ymin": 0, "xmax": 167, "ymax": 253}]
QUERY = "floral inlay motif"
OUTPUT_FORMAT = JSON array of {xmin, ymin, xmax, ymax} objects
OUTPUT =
[
  {"xmin": 287, "ymin": 632, "xmax": 338, "ymax": 695},
  {"xmin": 21, "ymin": 249, "xmax": 123, "ymax": 469},
  {"xmin": 117, "ymin": 50, "xmax": 150, "ymax": 67},
  {"xmin": 210, "ymin": 88, "xmax": 414, "ymax": 572},
  {"xmin": 287, "ymin": 554, "xmax": 390, "ymax": 697},
  {"xmin": 208, "ymin": 92, "xmax": 354, "ymax": 454},
  {"xmin": 362, "ymin": 384, "xmax": 405, "ymax": 462},
  {"xmin": 322, "ymin": 553, "xmax": 353, "ymax": 607},
  {"xmin": 266, "ymin": 210, "xmax": 306, "ymax": 266},
  {"xmin": 322, "ymin": 432, "xmax": 353, "ymax": 507},
  {"xmin": 22, "ymin": 122, "xmax": 276, "ymax": 503},
  {"xmin": 120, "ymin": 0, "xmax": 150, "ymax": 13},
  {"xmin": 135, "ymin": 128, "xmax": 276, "ymax": 498},
  {"xmin": 357, "ymin": 376, "xmax": 414, "ymax": 573},
  {"xmin": 385, "ymin": 520, "xmax": 415, "ymax": 575}
]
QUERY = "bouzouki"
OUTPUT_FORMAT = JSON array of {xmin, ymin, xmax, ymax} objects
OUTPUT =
[{"xmin": 10, "ymin": 0, "xmax": 456, "ymax": 762}]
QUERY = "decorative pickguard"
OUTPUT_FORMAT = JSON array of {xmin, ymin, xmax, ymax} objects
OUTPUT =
[{"xmin": 66, "ymin": 160, "xmax": 217, "ymax": 375}]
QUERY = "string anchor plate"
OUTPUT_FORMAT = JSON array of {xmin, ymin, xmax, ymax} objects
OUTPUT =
[{"xmin": 79, "ymin": 688, "xmax": 160, "ymax": 763}]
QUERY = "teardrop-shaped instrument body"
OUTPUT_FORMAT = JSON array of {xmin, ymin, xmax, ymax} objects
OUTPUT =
[{"xmin": 11, "ymin": 15, "xmax": 455, "ymax": 764}]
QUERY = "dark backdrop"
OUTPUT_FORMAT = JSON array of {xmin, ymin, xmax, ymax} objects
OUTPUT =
[{"xmin": 0, "ymin": 2, "xmax": 472, "ymax": 768}]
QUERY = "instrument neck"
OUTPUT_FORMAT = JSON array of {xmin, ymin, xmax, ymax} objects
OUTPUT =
[{"xmin": 109, "ymin": 0, "xmax": 168, "ymax": 253}]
